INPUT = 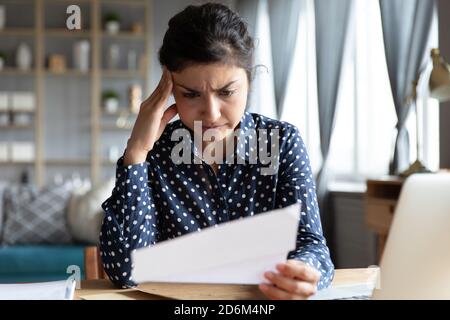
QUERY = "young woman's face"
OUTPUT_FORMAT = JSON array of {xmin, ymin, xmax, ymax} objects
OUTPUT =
[{"xmin": 171, "ymin": 63, "xmax": 249, "ymax": 145}]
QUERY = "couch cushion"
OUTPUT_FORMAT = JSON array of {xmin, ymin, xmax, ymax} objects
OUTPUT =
[
  {"xmin": 2, "ymin": 183, "xmax": 73, "ymax": 245},
  {"xmin": 67, "ymin": 178, "xmax": 114, "ymax": 244},
  {"xmin": 0, "ymin": 245, "xmax": 85, "ymax": 282}
]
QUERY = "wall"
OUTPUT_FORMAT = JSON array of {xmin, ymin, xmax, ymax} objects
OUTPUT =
[{"xmin": 149, "ymin": 0, "xmax": 236, "ymax": 90}]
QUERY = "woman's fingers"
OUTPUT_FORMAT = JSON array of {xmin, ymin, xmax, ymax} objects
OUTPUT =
[
  {"xmin": 161, "ymin": 104, "xmax": 178, "ymax": 125},
  {"xmin": 126, "ymin": 66, "xmax": 175, "ymax": 157},
  {"xmin": 276, "ymin": 260, "xmax": 321, "ymax": 283},
  {"xmin": 264, "ymin": 271, "xmax": 317, "ymax": 297},
  {"xmin": 142, "ymin": 67, "xmax": 172, "ymax": 107},
  {"xmin": 150, "ymin": 69, "xmax": 173, "ymax": 111}
]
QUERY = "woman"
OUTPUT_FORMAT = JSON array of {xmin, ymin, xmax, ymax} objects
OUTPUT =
[{"xmin": 100, "ymin": 2, "xmax": 334, "ymax": 300}]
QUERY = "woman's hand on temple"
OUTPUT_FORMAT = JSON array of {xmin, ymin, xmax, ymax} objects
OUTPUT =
[
  {"xmin": 124, "ymin": 67, "xmax": 178, "ymax": 165},
  {"xmin": 259, "ymin": 260, "xmax": 321, "ymax": 300}
]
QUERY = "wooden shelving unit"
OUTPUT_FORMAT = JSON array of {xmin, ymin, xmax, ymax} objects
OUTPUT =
[{"xmin": 0, "ymin": 0, "xmax": 152, "ymax": 186}]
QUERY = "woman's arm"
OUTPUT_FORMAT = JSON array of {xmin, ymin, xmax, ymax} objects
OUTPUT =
[
  {"xmin": 99, "ymin": 154, "xmax": 158, "ymax": 288},
  {"xmin": 100, "ymin": 68, "xmax": 177, "ymax": 288},
  {"xmin": 275, "ymin": 125, "xmax": 334, "ymax": 290}
]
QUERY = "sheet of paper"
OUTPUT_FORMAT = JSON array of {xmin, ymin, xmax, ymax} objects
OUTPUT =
[
  {"xmin": 0, "ymin": 279, "xmax": 76, "ymax": 300},
  {"xmin": 132, "ymin": 203, "xmax": 300, "ymax": 285}
]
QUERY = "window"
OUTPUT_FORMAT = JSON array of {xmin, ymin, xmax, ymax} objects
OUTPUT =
[
  {"xmin": 282, "ymin": 0, "xmax": 439, "ymax": 183},
  {"xmin": 280, "ymin": 0, "xmax": 322, "ymax": 176}
]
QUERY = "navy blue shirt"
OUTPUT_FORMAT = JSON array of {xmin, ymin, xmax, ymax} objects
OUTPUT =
[{"xmin": 100, "ymin": 112, "xmax": 334, "ymax": 289}]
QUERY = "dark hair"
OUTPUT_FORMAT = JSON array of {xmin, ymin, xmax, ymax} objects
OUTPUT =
[{"xmin": 158, "ymin": 2, "xmax": 255, "ymax": 82}]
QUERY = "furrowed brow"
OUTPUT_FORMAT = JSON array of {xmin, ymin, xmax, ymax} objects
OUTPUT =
[{"xmin": 175, "ymin": 80, "xmax": 238, "ymax": 92}]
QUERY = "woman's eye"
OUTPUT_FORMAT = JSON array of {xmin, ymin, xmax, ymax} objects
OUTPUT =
[
  {"xmin": 183, "ymin": 92, "xmax": 200, "ymax": 98},
  {"xmin": 219, "ymin": 90, "xmax": 235, "ymax": 97}
]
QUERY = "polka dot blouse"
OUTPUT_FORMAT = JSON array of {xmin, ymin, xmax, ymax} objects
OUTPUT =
[{"xmin": 100, "ymin": 112, "xmax": 335, "ymax": 289}]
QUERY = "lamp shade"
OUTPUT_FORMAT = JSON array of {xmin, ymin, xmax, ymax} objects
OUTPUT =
[{"xmin": 429, "ymin": 48, "xmax": 450, "ymax": 102}]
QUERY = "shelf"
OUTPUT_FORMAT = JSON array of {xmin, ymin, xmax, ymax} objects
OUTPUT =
[
  {"xmin": 45, "ymin": 159, "xmax": 91, "ymax": 166},
  {"xmin": 0, "ymin": 161, "xmax": 34, "ymax": 165},
  {"xmin": 0, "ymin": 109, "xmax": 35, "ymax": 113},
  {"xmin": 45, "ymin": 29, "xmax": 92, "ymax": 37},
  {"xmin": 0, "ymin": 68, "xmax": 36, "ymax": 76},
  {"xmin": 101, "ymin": 69, "xmax": 145, "ymax": 78},
  {"xmin": 101, "ymin": 31, "xmax": 145, "ymax": 39},
  {"xmin": 100, "ymin": 0, "xmax": 146, "ymax": 6},
  {"xmin": 0, "ymin": 124, "xmax": 34, "ymax": 129},
  {"xmin": 45, "ymin": 0, "xmax": 91, "ymax": 3},
  {"xmin": 102, "ymin": 108, "xmax": 135, "ymax": 116},
  {"xmin": 9, "ymin": 109, "xmax": 35, "ymax": 113},
  {"xmin": 102, "ymin": 159, "xmax": 117, "ymax": 166},
  {"xmin": 101, "ymin": 124, "xmax": 133, "ymax": 130},
  {"xmin": 45, "ymin": 69, "xmax": 91, "ymax": 77},
  {"xmin": 0, "ymin": 28, "xmax": 35, "ymax": 36},
  {"xmin": 1, "ymin": 0, "xmax": 151, "ymax": 187},
  {"xmin": 0, "ymin": 0, "xmax": 36, "ymax": 3}
]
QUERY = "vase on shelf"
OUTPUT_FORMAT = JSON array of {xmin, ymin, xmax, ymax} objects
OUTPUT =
[
  {"xmin": 107, "ymin": 44, "xmax": 120, "ymax": 69},
  {"xmin": 16, "ymin": 43, "xmax": 32, "ymax": 71},
  {"xmin": 128, "ymin": 84, "xmax": 142, "ymax": 114},
  {"xmin": 104, "ymin": 13, "xmax": 120, "ymax": 34},
  {"xmin": 0, "ymin": 5, "xmax": 5, "ymax": 30},
  {"xmin": 103, "ymin": 90, "xmax": 120, "ymax": 114},
  {"xmin": 73, "ymin": 40, "xmax": 90, "ymax": 73},
  {"xmin": 0, "ymin": 54, "xmax": 5, "ymax": 71},
  {"xmin": 127, "ymin": 50, "xmax": 137, "ymax": 70},
  {"xmin": 104, "ymin": 98, "xmax": 119, "ymax": 114}
]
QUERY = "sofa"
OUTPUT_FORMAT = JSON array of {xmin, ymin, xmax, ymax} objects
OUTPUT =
[
  {"xmin": 0, "ymin": 177, "xmax": 113, "ymax": 283},
  {"xmin": 0, "ymin": 245, "xmax": 86, "ymax": 283}
]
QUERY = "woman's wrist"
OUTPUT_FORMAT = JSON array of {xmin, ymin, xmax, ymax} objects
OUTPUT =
[{"xmin": 124, "ymin": 143, "xmax": 150, "ymax": 166}]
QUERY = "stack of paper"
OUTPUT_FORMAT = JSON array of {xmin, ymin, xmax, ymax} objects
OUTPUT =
[
  {"xmin": 132, "ymin": 203, "xmax": 300, "ymax": 285},
  {"xmin": 0, "ymin": 279, "xmax": 76, "ymax": 300}
]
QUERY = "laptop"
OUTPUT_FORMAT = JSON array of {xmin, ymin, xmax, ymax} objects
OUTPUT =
[
  {"xmin": 311, "ymin": 173, "xmax": 450, "ymax": 300},
  {"xmin": 372, "ymin": 173, "xmax": 450, "ymax": 299}
]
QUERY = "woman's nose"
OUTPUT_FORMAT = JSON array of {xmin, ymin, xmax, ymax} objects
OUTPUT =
[{"xmin": 201, "ymin": 96, "xmax": 221, "ymax": 122}]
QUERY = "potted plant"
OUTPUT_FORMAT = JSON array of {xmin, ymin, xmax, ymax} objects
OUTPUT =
[
  {"xmin": 0, "ymin": 51, "xmax": 5, "ymax": 71},
  {"xmin": 102, "ymin": 90, "xmax": 120, "ymax": 114},
  {"xmin": 104, "ymin": 12, "xmax": 120, "ymax": 34}
]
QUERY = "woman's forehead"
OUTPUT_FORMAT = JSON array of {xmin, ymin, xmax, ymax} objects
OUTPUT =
[{"xmin": 172, "ymin": 63, "xmax": 246, "ymax": 87}]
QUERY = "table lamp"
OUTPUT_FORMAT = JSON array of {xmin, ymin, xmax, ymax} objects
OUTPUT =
[
  {"xmin": 429, "ymin": 48, "xmax": 450, "ymax": 101},
  {"xmin": 400, "ymin": 48, "xmax": 450, "ymax": 177}
]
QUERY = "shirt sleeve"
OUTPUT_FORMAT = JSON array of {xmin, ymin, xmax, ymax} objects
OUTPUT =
[
  {"xmin": 275, "ymin": 126, "xmax": 335, "ymax": 290},
  {"xmin": 99, "ymin": 154, "xmax": 158, "ymax": 288}
]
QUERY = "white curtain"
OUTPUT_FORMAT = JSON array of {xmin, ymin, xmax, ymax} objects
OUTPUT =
[
  {"xmin": 236, "ymin": 0, "xmax": 277, "ymax": 119},
  {"xmin": 243, "ymin": 0, "xmax": 277, "ymax": 119},
  {"xmin": 280, "ymin": 0, "xmax": 322, "ymax": 175}
]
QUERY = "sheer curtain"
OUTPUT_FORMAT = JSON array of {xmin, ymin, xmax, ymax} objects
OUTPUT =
[
  {"xmin": 280, "ymin": 0, "xmax": 322, "ymax": 175},
  {"xmin": 241, "ymin": 0, "xmax": 277, "ymax": 119},
  {"xmin": 328, "ymin": 0, "xmax": 397, "ymax": 180},
  {"xmin": 379, "ymin": 0, "xmax": 437, "ymax": 174}
]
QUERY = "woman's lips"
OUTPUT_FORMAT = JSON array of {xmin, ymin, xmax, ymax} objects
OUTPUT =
[{"xmin": 201, "ymin": 124, "xmax": 225, "ymax": 132}]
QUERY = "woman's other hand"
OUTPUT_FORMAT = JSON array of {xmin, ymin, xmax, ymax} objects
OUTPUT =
[{"xmin": 259, "ymin": 260, "xmax": 321, "ymax": 300}]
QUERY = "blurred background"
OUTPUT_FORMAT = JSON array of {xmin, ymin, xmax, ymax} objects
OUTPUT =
[{"xmin": 0, "ymin": 0, "xmax": 449, "ymax": 283}]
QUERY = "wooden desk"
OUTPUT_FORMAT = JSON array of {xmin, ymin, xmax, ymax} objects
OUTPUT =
[{"xmin": 74, "ymin": 268, "xmax": 377, "ymax": 300}]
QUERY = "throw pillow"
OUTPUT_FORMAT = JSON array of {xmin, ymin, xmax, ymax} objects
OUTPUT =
[
  {"xmin": 67, "ymin": 178, "xmax": 115, "ymax": 244},
  {"xmin": 2, "ymin": 182, "xmax": 74, "ymax": 245}
]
